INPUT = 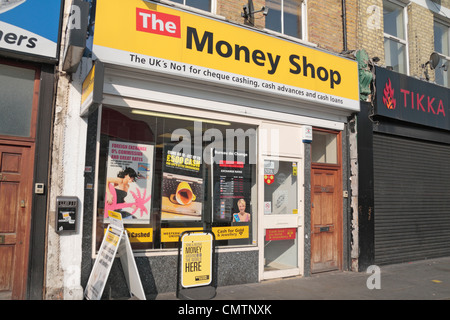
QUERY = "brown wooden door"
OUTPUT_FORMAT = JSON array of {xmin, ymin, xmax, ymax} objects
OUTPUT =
[
  {"xmin": 311, "ymin": 169, "xmax": 342, "ymax": 273},
  {"xmin": 0, "ymin": 144, "xmax": 33, "ymax": 300}
]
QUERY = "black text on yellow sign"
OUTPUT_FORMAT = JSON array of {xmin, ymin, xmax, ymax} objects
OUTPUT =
[{"xmin": 181, "ymin": 232, "xmax": 213, "ymax": 288}]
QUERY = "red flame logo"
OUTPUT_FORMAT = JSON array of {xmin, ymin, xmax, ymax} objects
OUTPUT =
[{"xmin": 383, "ymin": 78, "xmax": 396, "ymax": 110}]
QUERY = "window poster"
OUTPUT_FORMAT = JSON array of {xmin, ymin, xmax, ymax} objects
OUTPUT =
[
  {"xmin": 161, "ymin": 144, "xmax": 203, "ymax": 221},
  {"xmin": 104, "ymin": 141, "xmax": 154, "ymax": 223},
  {"xmin": 212, "ymin": 149, "xmax": 252, "ymax": 224}
]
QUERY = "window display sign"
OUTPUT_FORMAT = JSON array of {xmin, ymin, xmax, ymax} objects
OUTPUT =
[
  {"xmin": 0, "ymin": 0, "xmax": 62, "ymax": 60},
  {"xmin": 93, "ymin": 0, "xmax": 359, "ymax": 112},
  {"xmin": 104, "ymin": 141, "xmax": 154, "ymax": 223},
  {"xmin": 212, "ymin": 149, "xmax": 252, "ymax": 223},
  {"xmin": 161, "ymin": 144, "xmax": 203, "ymax": 221},
  {"xmin": 265, "ymin": 228, "xmax": 297, "ymax": 241},
  {"xmin": 162, "ymin": 226, "xmax": 249, "ymax": 242}
]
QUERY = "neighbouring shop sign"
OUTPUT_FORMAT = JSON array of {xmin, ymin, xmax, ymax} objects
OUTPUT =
[
  {"xmin": 0, "ymin": 0, "xmax": 62, "ymax": 60},
  {"xmin": 375, "ymin": 66, "xmax": 450, "ymax": 131},
  {"xmin": 93, "ymin": 0, "xmax": 359, "ymax": 112}
]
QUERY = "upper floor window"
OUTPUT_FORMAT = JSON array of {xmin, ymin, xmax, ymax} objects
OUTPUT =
[
  {"xmin": 434, "ymin": 20, "xmax": 449, "ymax": 87},
  {"xmin": 169, "ymin": 0, "xmax": 212, "ymax": 12},
  {"xmin": 265, "ymin": 0, "xmax": 305, "ymax": 39},
  {"xmin": 383, "ymin": 0, "xmax": 408, "ymax": 74}
]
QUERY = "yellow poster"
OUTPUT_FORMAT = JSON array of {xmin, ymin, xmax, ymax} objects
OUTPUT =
[
  {"xmin": 161, "ymin": 226, "xmax": 249, "ymax": 242},
  {"xmin": 181, "ymin": 232, "xmax": 213, "ymax": 288},
  {"xmin": 93, "ymin": 0, "xmax": 359, "ymax": 111},
  {"xmin": 213, "ymin": 226, "xmax": 249, "ymax": 240},
  {"xmin": 161, "ymin": 227, "xmax": 202, "ymax": 242},
  {"xmin": 126, "ymin": 228, "xmax": 153, "ymax": 243}
]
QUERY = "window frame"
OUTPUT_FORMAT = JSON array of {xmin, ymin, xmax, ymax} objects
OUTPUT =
[
  {"xmin": 383, "ymin": 0, "xmax": 409, "ymax": 75},
  {"xmin": 164, "ymin": 0, "xmax": 216, "ymax": 14},
  {"xmin": 0, "ymin": 59, "xmax": 40, "ymax": 142},
  {"xmin": 433, "ymin": 18, "xmax": 450, "ymax": 87},
  {"xmin": 264, "ymin": 0, "xmax": 307, "ymax": 41}
]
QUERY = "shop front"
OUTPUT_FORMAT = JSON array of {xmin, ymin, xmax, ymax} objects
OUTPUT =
[
  {"xmin": 0, "ymin": 0, "xmax": 62, "ymax": 299},
  {"xmin": 358, "ymin": 66, "xmax": 450, "ymax": 269},
  {"xmin": 80, "ymin": 0, "xmax": 359, "ymax": 297}
]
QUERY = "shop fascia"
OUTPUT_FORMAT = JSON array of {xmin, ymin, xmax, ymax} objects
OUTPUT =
[{"xmin": 92, "ymin": 0, "xmax": 359, "ymax": 112}]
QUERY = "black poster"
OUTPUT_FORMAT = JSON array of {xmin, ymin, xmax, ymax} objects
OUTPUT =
[
  {"xmin": 374, "ymin": 66, "xmax": 450, "ymax": 130},
  {"xmin": 212, "ymin": 149, "xmax": 252, "ymax": 223}
]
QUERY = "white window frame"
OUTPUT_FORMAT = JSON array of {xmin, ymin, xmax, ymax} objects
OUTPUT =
[
  {"xmin": 163, "ymin": 0, "xmax": 216, "ymax": 14},
  {"xmin": 434, "ymin": 18, "xmax": 450, "ymax": 87},
  {"xmin": 264, "ymin": 0, "xmax": 308, "ymax": 42},
  {"xmin": 383, "ymin": 0, "xmax": 409, "ymax": 75}
]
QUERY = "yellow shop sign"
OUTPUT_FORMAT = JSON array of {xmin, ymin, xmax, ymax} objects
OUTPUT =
[{"xmin": 93, "ymin": 0, "xmax": 359, "ymax": 111}]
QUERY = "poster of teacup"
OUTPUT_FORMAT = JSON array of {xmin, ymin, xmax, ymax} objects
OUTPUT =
[
  {"xmin": 104, "ymin": 141, "xmax": 154, "ymax": 223},
  {"xmin": 161, "ymin": 173, "xmax": 203, "ymax": 220}
]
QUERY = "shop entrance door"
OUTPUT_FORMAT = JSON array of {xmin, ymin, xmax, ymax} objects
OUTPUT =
[
  {"xmin": 261, "ymin": 157, "xmax": 302, "ymax": 280},
  {"xmin": 310, "ymin": 168, "xmax": 341, "ymax": 273},
  {"xmin": 0, "ymin": 144, "xmax": 33, "ymax": 299}
]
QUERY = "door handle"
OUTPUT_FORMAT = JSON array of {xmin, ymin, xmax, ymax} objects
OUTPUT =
[{"xmin": 20, "ymin": 200, "xmax": 25, "ymax": 208}]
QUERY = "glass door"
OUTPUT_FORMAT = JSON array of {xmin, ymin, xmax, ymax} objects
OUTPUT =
[{"xmin": 261, "ymin": 157, "xmax": 302, "ymax": 280}]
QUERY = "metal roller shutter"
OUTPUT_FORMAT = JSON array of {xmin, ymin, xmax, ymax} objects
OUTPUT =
[{"xmin": 373, "ymin": 133, "xmax": 450, "ymax": 265}]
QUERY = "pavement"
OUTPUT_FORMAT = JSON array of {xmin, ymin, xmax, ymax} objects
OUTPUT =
[{"xmin": 154, "ymin": 256, "xmax": 450, "ymax": 300}]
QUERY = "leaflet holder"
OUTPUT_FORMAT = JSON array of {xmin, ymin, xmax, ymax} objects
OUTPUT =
[{"xmin": 56, "ymin": 196, "xmax": 79, "ymax": 234}]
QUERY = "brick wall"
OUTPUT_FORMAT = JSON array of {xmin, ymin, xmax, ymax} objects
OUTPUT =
[
  {"xmin": 308, "ymin": 0, "xmax": 344, "ymax": 52},
  {"xmin": 356, "ymin": 0, "xmax": 385, "ymax": 64},
  {"xmin": 407, "ymin": 3, "xmax": 435, "ymax": 79}
]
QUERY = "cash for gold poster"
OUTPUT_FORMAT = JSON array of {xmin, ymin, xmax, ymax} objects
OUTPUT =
[
  {"xmin": 213, "ymin": 149, "xmax": 252, "ymax": 223},
  {"xmin": 104, "ymin": 141, "xmax": 154, "ymax": 223},
  {"xmin": 161, "ymin": 144, "xmax": 203, "ymax": 221}
]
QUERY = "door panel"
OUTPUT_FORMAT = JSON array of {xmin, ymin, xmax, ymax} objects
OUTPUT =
[
  {"xmin": 311, "ymin": 169, "xmax": 340, "ymax": 273},
  {"xmin": 0, "ymin": 144, "xmax": 33, "ymax": 299},
  {"xmin": 262, "ymin": 158, "xmax": 301, "ymax": 279}
]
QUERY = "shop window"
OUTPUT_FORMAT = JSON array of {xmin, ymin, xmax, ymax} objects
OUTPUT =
[
  {"xmin": 96, "ymin": 106, "xmax": 257, "ymax": 251},
  {"xmin": 265, "ymin": 0, "xmax": 304, "ymax": 39},
  {"xmin": 434, "ymin": 20, "xmax": 449, "ymax": 87},
  {"xmin": 169, "ymin": 0, "xmax": 212, "ymax": 12},
  {"xmin": 383, "ymin": 0, "xmax": 408, "ymax": 74},
  {"xmin": 311, "ymin": 131, "xmax": 337, "ymax": 164},
  {"xmin": 0, "ymin": 63, "xmax": 37, "ymax": 138}
]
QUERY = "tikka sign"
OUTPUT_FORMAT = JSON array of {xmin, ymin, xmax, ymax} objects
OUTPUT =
[
  {"xmin": 375, "ymin": 66, "xmax": 449, "ymax": 131},
  {"xmin": 92, "ymin": 0, "xmax": 359, "ymax": 112}
]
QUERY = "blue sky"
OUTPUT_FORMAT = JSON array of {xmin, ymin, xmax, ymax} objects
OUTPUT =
[{"xmin": 0, "ymin": 0, "xmax": 62, "ymax": 41}]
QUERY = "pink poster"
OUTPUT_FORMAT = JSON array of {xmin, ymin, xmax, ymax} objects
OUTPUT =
[{"xmin": 104, "ymin": 141, "xmax": 154, "ymax": 223}]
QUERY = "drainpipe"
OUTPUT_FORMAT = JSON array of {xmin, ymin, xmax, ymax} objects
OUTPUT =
[{"xmin": 342, "ymin": 0, "xmax": 348, "ymax": 52}]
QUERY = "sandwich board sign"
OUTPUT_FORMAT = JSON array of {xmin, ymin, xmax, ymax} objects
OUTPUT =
[
  {"xmin": 177, "ymin": 230, "xmax": 216, "ymax": 299},
  {"xmin": 84, "ymin": 210, "xmax": 146, "ymax": 300}
]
